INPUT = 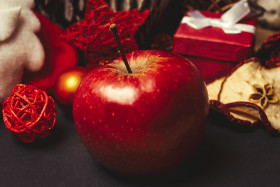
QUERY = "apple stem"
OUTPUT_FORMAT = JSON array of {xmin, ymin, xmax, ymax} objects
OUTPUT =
[{"xmin": 110, "ymin": 23, "xmax": 133, "ymax": 74}]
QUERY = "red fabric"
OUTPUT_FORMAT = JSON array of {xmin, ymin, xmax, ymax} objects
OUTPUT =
[
  {"xmin": 173, "ymin": 11, "xmax": 256, "ymax": 62},
  {"xmin": 22, "ymin": 12, "xmax": 79, "ymax": 94}
]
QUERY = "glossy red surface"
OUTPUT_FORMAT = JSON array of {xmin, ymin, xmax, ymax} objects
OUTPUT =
[{"xmin": 73, "ymin": 50, "xmax": 209, "ymax": 176}]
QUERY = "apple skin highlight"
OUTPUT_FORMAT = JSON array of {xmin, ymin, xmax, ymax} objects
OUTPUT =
[{"xmin": 73, "ymin": 50, "xmax": 209, "ymax": 176}]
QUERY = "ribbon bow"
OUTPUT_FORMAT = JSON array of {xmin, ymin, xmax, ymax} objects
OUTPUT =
[{"xmin": 182, "ymin": 0, "xmax": 255, "ymax": 34}]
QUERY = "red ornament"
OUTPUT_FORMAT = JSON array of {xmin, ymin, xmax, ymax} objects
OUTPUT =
[
  {"xmin": 53, "ymin": 67, "xmax": 88, "ymax": 114},
  {"xmin": 2, "ymin": 84, "xmax": 56, "ymax": 143},
  {"xmin": 258, "ymin": 32, "xmax": 280, "ymax": 68},
  {"xmin": 61, "ymin": 0, "xmax": 150, "ymax": 68}
]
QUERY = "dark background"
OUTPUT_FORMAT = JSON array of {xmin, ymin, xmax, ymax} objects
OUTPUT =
[
  {"xmin": 0, "ymin": 106, "xmax": 279, "ymax": 187},
  {"xmin": 2, "ymin": 1, "xmax": 279, "ymax": 186}
]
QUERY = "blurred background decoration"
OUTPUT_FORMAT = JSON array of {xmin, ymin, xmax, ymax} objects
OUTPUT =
[{"xmin": 34, "ymin": 0, "xmax": 280, "ymax": 52}]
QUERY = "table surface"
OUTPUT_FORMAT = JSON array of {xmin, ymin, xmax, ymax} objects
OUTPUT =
[{"xmin": 0, "ymin": 106, "xmax": 279, "ymax": 187}]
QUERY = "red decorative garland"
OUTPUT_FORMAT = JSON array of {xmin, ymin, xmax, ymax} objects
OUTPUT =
[
  {"xmin": 61, "ymin": 0, "xmax": 150, "ymax": 68},
  {"xmin": 2, "ymin": 84, "xmax": 56, "ymax": 143},
  {"xmin": 258, "ymin": 32, "xmax": 280, "ymax": 68}
]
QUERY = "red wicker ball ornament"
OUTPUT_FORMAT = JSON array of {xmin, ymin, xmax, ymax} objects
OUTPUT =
[{"xmin": 2, "ymin": 84, "xmax": 56, "ymax": 143}]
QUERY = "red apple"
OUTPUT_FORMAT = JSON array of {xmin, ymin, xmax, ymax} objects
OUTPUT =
[{"xmin": 73, "ymin": 50, "xmax": 209, "ymax": 176}]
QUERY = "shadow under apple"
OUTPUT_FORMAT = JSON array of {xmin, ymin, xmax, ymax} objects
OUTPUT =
[{"xmin": 91, "ymin": 123, "xmax": 235, "ymax": 186}]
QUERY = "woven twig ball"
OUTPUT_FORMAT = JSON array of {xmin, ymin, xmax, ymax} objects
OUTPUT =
[{"xmin": 2, "ymin": 84, "xmax": 56, "ymax": 143}]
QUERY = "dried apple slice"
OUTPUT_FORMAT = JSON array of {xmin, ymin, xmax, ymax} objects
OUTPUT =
[
  {"xmin": 218, "ymin": 59, "xmax": 266, "ymax": 103},
  {"xmin": 207, "ymin": 58, "xmax": 280, "ymax": 132},
  {"xmin": 210, "ymin": 100, "xmax": 272, "ymax": 130},
  {"xmin": 207, "ymin": 77, "xmax": 225, "ymax": 100}
]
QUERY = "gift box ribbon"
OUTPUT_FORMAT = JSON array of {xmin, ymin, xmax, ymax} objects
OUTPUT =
[{"xmin": 182, "ymin": 0, "xmax": 255, "ymax": 34}]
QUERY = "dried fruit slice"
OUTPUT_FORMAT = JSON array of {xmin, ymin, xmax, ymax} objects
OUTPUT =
[
  {"xmin": 207, "ymin": 59, "xmax": 280, "ymax": 132},
  {"xmin": 207, "ymin": 77, "xmax": 225, "ymax": 100},
  {"xmin": 210, "ymin": 100, "xmax": 272, "ymax": 130}
]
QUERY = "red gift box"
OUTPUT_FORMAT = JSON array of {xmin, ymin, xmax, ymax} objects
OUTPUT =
[
  {"xmin": 173, "ymin": 10, "xmax": 256, "ymax": 83},
  {"xmin": 185, "ymin": 56, "xmax": 236, "ymax": 84}
]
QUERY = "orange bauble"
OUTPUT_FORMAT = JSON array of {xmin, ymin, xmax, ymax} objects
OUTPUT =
[{"xmin": 53, "ymin": 67, "xmax": 88, "ymax": 114}]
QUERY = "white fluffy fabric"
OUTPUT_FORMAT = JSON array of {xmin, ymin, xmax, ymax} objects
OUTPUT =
[{"xmin": 0, "ymin": 0, "xmax": 44, "ymax": 102}]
